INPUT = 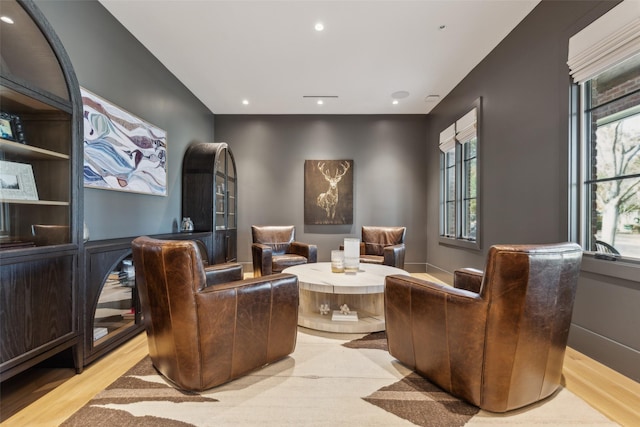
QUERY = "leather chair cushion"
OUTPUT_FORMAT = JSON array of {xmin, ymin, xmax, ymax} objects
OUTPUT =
[
  {"xmin": 362, "ymin": 226, "xmax": 405, "ymax": 256},
  {"xmin": 272, "ymin": 254, "xmax": 308, "ymax": 272},
  {"xmin": 360, "ymin": 254, "xmax": 384, "ymax": 264}
]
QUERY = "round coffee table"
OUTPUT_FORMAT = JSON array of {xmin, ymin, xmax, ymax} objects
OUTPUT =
[{"xmin": 283, "ymin": 262, "xmax": 409, "ymax": 333}]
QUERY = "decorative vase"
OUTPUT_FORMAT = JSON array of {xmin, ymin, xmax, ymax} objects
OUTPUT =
[
  {"xmin": 343, "ymin": 237, "xmax": 360, "ymax": 273},
  {"xmin": 181, "ymin": 217, "xmax": 194, "ymax": 232},
  {"xmin": 331, "ymin": 249, "xmax": 345, "ymax": 273}
]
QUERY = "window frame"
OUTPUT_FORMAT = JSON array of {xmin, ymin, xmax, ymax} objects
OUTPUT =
[
  {"xmin": 439, "ymin": 97, "xmax": 481, "ymax": 250},
  {"xmin": 573, "ymin": 70, "xmax": 640, "ymax": 264}
]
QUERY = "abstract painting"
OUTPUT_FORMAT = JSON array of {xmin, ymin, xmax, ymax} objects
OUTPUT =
[
  {"xmin": 81, "ymin": 87, "xmax": 167, "ymax": 196},
  {"xmin": 304, "ymin": 160, "xmax": 353, "ymax": 225}
]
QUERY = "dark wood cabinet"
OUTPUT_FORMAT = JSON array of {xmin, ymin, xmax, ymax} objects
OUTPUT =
[
  {"xmin": 82, "ymin": 232, "xmax": 213, "ymax": 365},
  {"xmin": 182, "ymin": 142, "xmax": 237, "ymax": 263},
  {"xmin": 0, "ymin": 0, "xmax": 83, "ymax": 381}
]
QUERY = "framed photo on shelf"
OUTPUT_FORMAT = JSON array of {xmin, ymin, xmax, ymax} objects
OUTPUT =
[
  {"xmin": 0, "ymin": 112, "xmax": 26, "ymax": 144},
  {"xmin": 0, "ymin": 160, "xmax": 39, "ymax": 201}
]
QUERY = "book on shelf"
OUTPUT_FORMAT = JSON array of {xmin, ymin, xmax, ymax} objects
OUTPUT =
[
  {"xmin": 93, "ymin": 327, "xmax": 108, "ymax": 341},
  {"xmin": 122, "ymin": 310, "xmax": 135, "ymax": 320}
]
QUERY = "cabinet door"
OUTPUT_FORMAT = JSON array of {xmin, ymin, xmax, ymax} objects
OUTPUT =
[
  {"xmin": 214, "ymin": 149, "xmax": 226, "ymax": 231},
  {"xmin": 226, "ymin": 149, "xmax": 237, "ymax": 231},
  {"xmin": 0, "ymin": 254, "xmax": 74, "ymax": 363}
]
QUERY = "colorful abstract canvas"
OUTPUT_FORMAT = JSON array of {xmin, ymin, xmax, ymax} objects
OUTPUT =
[{"xmin": 81, "ymin": 88, "xmax": 167, "ymax": 196}]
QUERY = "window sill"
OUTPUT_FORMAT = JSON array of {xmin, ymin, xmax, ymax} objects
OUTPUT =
[
  {"xmin": 581, "ymin": 253, "xmax": 640, "ymax": 283},
  {"xmin": 438, "ymin": 236, "xmax": 480, "ymax": 251}
]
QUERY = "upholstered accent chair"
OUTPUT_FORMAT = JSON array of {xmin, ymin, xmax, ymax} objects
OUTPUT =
[
  {"xmin": 384, "ymin": 243, "xmax": 583, "ymax": 412},
  {"xmin": 251, "ymin": 225, "xmax": 317, "ymax": 277},
  {"xmin": 132, "ymin": 236, "xmax": 299, "ymax": 391},
  {"xmin": 359, "ymin": 226, "xmax": 406, "ymax": 269}
]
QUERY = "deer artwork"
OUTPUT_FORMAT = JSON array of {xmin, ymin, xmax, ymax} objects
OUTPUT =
[{"xmin": 316, "ymin": 161, "xmax": 350, "ymax": 220}]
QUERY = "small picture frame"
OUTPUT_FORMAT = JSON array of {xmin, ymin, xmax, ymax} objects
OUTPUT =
[
  {"xmin": 0, "ymin": 160, "xmax": 39, "ymax": 201},
  {"xmin": 0, "ymin": 112, "xmax": 26, "ymax": 144}
]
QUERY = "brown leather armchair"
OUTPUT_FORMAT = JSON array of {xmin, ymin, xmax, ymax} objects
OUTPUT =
[
  {"xmin": 132, "ymin": 236, "xmax": 299, "ymax": 391},
  {"xmin": 359, "ymin": 226, "xmax": 406, "ymax": 268},
  {"xmin": 251, "ymin": 225, "xmax": 317, "ymax": 277},
  {"xmin": 384, "ymin": 243, "xmax": 583, "ymax": 412}
]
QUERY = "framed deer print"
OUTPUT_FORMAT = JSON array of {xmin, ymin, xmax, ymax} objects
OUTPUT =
[{"xmin": 304, "ymin": 160, "xmax": 353, "ymax": 225}]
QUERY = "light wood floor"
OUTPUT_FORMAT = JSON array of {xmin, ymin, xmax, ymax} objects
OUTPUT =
[{"xmin": 2, "ymin": 272, "xmax": 639, "ymax": 426}]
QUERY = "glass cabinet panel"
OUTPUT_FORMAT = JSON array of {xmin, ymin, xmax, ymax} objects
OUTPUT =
[
  {"xmin": 0, "ymin": 0, "xmax": 68, "ymax": 100},
  {"xmin": 92, "ymin": 255, "xmax": 138, "ymax": 345},
  {"xmin": 0, "ymin": 0, "xmax": 74, "ymax": 250},
  {"xmin": 215, "ymin": 150, "xmax": 226, "ymax": 231},
  {"xmin": 226, "ymin": 149, "xmax": 237, "ymax": 230}
]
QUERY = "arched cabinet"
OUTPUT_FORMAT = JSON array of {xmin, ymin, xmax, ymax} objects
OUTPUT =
[
  {"xmin": 0, "ymin": 0, "xmax": 83, "ymax": 380},
  {"xmin": 182, "ymin": 142, "xmax": 237, "ymax": 263}
]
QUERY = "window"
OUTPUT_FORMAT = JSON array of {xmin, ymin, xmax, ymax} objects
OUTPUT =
[
  {"xmin": 581, "ymin": 55, "xmax": 640, "ymax": 260},
  {"xmin": 568, "ymin": 0, "xmax": 640, "ymax": 261},
  {"xmin": 439, "ymin": 99, "xmax": 480, "ymax": 248}
]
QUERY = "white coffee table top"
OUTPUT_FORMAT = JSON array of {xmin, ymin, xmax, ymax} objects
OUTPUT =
[{"xmin": 283, "ymin": 262, "xmax": 409, "ymax": 295}]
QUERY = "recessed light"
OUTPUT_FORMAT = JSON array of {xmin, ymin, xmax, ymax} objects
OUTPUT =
[
  {"xmin": 317, "ymin": 100, "xmax": 324, "ymax": 105},
  {"xmin": 1, "ymin": 16, "xmax": 14, "ymax": 24},
  {"xmin": 242, "ymin": 99, "xmax": 249, "ymax": 105},
  {"xmin": 392, "ymin": 100, "xmax": 399, "ymax": 105},
  {"xmin": 315, "ymin": 22, "xmax": 324, "ymax": 32},
  {"xmin": 391, "ymin": 90, "xmax": 410, "ymax": 99}
]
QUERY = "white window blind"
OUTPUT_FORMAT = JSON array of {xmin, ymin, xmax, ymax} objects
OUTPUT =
[
  {"xmin": 439, "ymin": 123, "xmax": 456, "ymax": 152},
  {"xmin": 456, "ymin": 108, "xmax": 477, "ymax": 143},
  {"xmin": 568, "ymin": 0, "xmax": 640, "ymax": 84}
]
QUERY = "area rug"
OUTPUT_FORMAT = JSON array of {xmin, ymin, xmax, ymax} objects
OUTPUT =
[{"xmin": 62, "ymin": 330, "xmax": 618, "ymax": 426}]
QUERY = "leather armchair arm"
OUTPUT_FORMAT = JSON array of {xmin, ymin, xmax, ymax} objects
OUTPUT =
[
  {"xmin": 383, "ymin": 243, "xmax": 405, "ymax": 269},
  {"xmin": 289, "ymin": 241, "xmax": 318, "ymax": 263},
  {"xmin": 453, "ymin": 268, "xmax": 483, "ymax": 293},
  {"xmin": 204, "ymin": 262, "xmax": 244, "ymax": 287},
  {"xmin": 384, "ymin": 274, "xmax": 487, "ymax": 403},
  {"xmin": 197, "ymin": 272, "xmax": 297, "ymax": 294},
  {"xmin": 252, "ymin": 243, "xmax": 273, "ymax": 277}
]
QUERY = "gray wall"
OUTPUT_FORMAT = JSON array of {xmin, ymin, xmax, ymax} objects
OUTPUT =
[
  {"xmin": 425, "ymin": 0, "xmax": 639, "ymax": 381},
  {"xmin": 214, "ymin": 115, "xmax": 428, "ymax": 271},
  {"xmin": 36, "ymin": 0, "xmax": 215, "ymax": 240}
]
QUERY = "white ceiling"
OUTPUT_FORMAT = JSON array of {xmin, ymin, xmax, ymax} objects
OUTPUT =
[{"xmin": 98, "ymin": 0, "xmax": 540, "ymax": 115}]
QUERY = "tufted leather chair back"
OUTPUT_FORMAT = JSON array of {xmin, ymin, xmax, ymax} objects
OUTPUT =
[
  {"xmin": 252, "ymin": 225, "xmax": 295, "ymax": 255},
  {"xmin": 362, "ymin": 226, "xmax": 405, "ymax": 256},
  {"xmin": 385, "ymin": 243, "xmax": 582, "ymax": 412},
  {"xmin": 478, "ymin": 244, "xmax": 582, "ymax": 411}
]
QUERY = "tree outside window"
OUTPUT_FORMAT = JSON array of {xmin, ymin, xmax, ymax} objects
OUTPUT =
[{"xmin": 585, "ymin": 54, "xmax": 640, "ymax": 259}]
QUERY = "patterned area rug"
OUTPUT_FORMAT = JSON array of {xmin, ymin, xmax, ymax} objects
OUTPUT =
[{"xmin": 62, "ymin": 331, "xmax": 617, "ymax": 426}]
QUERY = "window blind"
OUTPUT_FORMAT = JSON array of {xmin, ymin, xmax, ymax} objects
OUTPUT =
[
  {"xmin": 568, "ymin": 0, "xmax": 640, "ymax": 84},
  {"xmin": 439, "ymin": 123, "xmax": 456, "ymax": 152},
  {"xmin": 456, "ymin": 108, "xmax": 477, "ymax": 143}
]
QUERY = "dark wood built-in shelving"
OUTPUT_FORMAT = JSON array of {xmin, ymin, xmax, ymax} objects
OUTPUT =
[
  {"xmin": 182, "ymin": 142, "xmax": 238, "ymax": 263},
  {"xmin": 0, "ymin": 0, "xmax": 83, "ymax": 381}
]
